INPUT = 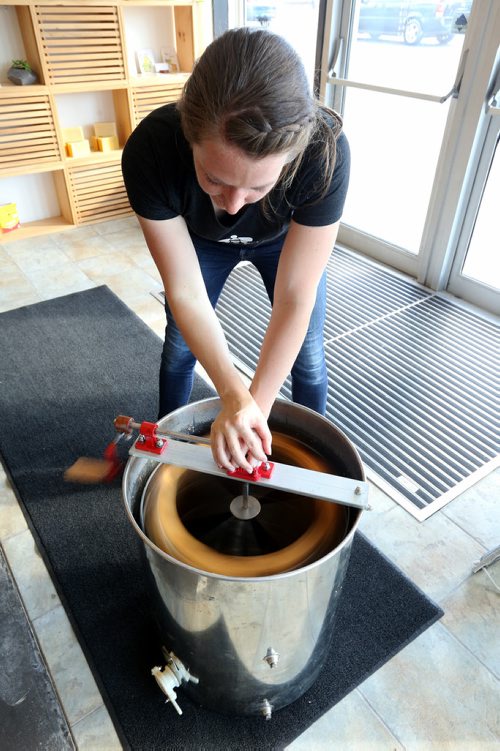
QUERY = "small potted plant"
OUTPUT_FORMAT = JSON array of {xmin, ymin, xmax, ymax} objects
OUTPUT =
[{"xmin": 7, "ymin": 59, "xmax": 38, "ymax": 86}]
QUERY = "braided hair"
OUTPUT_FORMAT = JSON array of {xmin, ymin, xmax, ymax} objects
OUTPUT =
[{"xmin": 178, "ymin": 28, "xmax": 342, "ymax": 210}]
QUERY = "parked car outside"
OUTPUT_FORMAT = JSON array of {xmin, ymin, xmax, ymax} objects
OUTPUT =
[
  {"xmin": 452, "ymin": 0, "xmax": 473, "ymax": 33},
  {"xmin": 246, "ymin": 2, "xmax": 278, "ymax": 26},
  {"xmin": 357, "ymin": 1, "xmax": 467, "ymax": 45}
]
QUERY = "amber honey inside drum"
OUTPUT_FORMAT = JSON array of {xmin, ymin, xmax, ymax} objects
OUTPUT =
[{"xmin": 142, "ymin": 432, "xmax": 349, "ymax": 577}]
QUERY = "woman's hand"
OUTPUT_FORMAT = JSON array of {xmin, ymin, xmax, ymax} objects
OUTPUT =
[
  {"xmin": 210, "ymin": 391, "xmax": 272, "ymax": 473},
  {"xmin": 136, "ymin": 215, "xmax": 272, "ymax": 469}
]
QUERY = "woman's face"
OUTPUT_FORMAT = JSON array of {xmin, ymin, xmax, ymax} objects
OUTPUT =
[{"xmin": 192, "ymin": 139, "xmax": 289, "ymax": 215}]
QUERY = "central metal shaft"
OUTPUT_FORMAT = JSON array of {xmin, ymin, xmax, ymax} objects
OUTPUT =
[{"xmin": 229, "ymin": 481, "xmax": 261, "ymax": 520}]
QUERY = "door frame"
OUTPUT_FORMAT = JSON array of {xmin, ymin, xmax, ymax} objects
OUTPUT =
[
  {"xmin": 446, "ymin": 109, "xmax": 500, "ymax": 314},
  {"xmin": 418, "ymin": 1, "xmax": 500, "ymax": 301}
]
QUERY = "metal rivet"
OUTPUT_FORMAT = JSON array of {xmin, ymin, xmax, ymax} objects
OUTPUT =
[
  {"xmin": 263, "ymin": 647, "xmax": 279, "ymax": 668},
  {"xmin": 260, "ymin": 698, "xmax": 273, "ymax": 720}
]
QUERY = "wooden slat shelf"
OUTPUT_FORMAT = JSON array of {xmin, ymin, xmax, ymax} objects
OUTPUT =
[
  {"xmin": 50, "ymin": 81, "xmax": 128, "ymax": 94},
  {"xmin": 128, "ymin": 73, "xmax": 189, "ymax": 88},
  {"xmin": 0, "ymin": 161, "xmax": 65, "ymax": 178},
  {"xmin": 67, "ymin": 160, "xmax": 132, "ymax": 224},
  {"xmin": 0, "ymin": 84, "xmax": 49, "ymax": 95},
  {"xmin": 35, "ymin": 5, "xmax": 126, "ymax": 86},
  {"xmin": 0, "ymin": 92, "xmax": 62, "ymax": 174},
  {"xmin": 131, "ymin": 82, "xmax": 185, "ymax": 126},
  {"xmin": 0, "ymin": 216, "xmax": 73, "ymax": 244},
  {"xmin": 0, "ymin": 1, "xmax": 205, "ymax": 236},
  {"xmin": 63, "ymin": 150, "xmax": 123, "ymax": 168}
]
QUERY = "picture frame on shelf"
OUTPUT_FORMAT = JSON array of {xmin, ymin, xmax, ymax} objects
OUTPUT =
[
  {"xmin": 154, "ymin": 63, "xmax": 169, "ymax": 74},
  {"xmin": 136, "ymin": 49, "xmax": 155, "ymax": 75},
  {"xmin": 160, "ymin": 47, "xmax": 180, "ymax": 73}
]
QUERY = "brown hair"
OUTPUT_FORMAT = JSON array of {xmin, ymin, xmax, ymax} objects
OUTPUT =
[{"xmin": 178, "ymin": 28, "xmax": 342, "ymax": 208}]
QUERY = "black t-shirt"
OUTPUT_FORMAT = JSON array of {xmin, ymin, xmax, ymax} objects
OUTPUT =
[{"xmin": 122, "ymin": 103, "xmax": 350, "ymax": 247}]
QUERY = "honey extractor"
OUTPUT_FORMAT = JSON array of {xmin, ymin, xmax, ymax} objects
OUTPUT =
[{"xmin": 122, "ymin": 397, "xmax": 365, "ymax": 718}]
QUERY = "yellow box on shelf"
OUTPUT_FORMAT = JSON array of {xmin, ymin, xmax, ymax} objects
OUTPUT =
[
  {"xmin": 62, "ymin": 126, "xmax": 84, "ymax": 142},
  {"xmin": 94, "ymin": 122, "xmax": 117, "ymax": 138},
  {"xmin": 96, "ymin": 135, "xmax": 120, "ymax": 152},
  {"xmin": 0, "ymin": 203, "xmax": 20, "ymax": 233},
  {"xmin": 65, "ymin": 140, "xmax": 91, "ymax": 158},
  {"xmin": 89, "ymin": 122, "xmax": 120, "ymax": 152},
  {"xmin": 62, "ymin": 126, "xmax": 91, "ymax": 158}
]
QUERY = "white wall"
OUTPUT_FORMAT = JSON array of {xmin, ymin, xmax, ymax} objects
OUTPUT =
[
  {"xmin": 0, "ymin": 5, "xmax": 26, "ymax": 82},
  {"xmin": 55, "ymin": 91, "xmax": 117, "ymax": 139},
  {"xmin": 0, "ymin": 173, "xmax": 60, "ymax": 224}
]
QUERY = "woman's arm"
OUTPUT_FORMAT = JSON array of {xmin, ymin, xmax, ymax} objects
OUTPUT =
[
  {"xmin": 137, "ymin": 214, "xmax": 271, "ymax": 471},
  {"xmin": 250, "ymin": 218, "xmax": 340, "ymax": 416}
]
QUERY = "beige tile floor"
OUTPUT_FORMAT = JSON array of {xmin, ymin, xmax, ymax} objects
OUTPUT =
[{"xmin": 0, "ymin": 217, "xmax": 499, "ymax": 750}]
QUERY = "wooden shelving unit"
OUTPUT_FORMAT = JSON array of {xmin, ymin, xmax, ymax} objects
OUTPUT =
[{"xmin": 0, "ymin": 1, "xmax": 209, "ymax": 243}]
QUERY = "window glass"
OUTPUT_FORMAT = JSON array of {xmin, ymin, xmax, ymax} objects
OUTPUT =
[
  {"xmin": 348, "ymin": 0, "xmax": 469, "ymax": 95},
  {"xmin": 342, "ymin": 87, "xmax": 450, "ymax": 252},
  {"xmin": 244, "ymin": 1, "xmax": 321, "ymax": 87}
]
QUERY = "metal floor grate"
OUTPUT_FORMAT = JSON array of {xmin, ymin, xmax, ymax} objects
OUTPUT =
[{"xmin": 215, "ymin": 247, "xmax": 499, "ymax": 520}]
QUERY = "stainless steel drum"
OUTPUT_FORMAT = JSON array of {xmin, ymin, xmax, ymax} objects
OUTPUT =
[{"xmin": 122, "ymin": 397, "xmax": 365, "ymax": 718}]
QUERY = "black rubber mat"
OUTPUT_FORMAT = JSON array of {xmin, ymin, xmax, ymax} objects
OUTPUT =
[
  {"xmin": 0, "ymin": 286, "xmax": 442, "ymax": 750},
  {"xmin": 216, "ymin": 247, "xmax": 499, "ymax": 519}
]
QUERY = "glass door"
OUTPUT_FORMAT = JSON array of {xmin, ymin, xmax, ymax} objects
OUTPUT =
[
  {"xmin": 321, "ymin": 0, "xmax": 472, "ymax": 275},
  {"xmin": 229, "ymin": 1, "xmax": 499, "ymax": 313}
]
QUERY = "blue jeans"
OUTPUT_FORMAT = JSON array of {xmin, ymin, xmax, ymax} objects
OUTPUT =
[{"xmin": 159, "ymin": 234, "xmax": 327, "ymax": 418}]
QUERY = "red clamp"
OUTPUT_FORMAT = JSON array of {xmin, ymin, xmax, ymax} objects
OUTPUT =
[
  {"xmin": 227, "ymin": 462, "xmax": 274, "ymax": 481},
  {"xmin": 135, "ymin": 421, "xmax": 168, "ymax": 455},
  {"xmin": 102, "ymin": 440, "xmax": 124, "ymax": 482}
]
